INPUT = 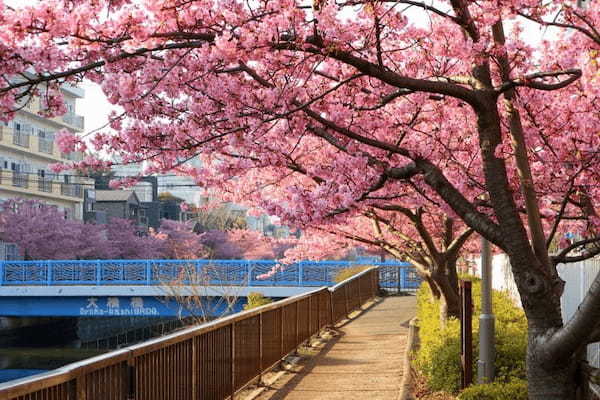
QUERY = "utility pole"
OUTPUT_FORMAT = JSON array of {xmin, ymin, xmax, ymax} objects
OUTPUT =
[{"xmin": 477, "ymin": 236, "xmax": 495, "ymax": 383}]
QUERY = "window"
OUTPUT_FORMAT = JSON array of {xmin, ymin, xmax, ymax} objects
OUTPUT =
[{"xmin": 4, "ymin": 243, "xmax": 20, "ymax": 260}]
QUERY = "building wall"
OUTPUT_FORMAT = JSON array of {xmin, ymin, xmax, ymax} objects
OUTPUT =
[
  {"xmin": 94, "ymin": 202, "xmax": 127, "ymax": 220},
  {"xmin": 0, "ymin": 85, "xmax": 88, "ymax": 220}
]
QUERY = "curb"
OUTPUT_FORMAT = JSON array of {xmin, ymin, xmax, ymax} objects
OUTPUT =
[{"xmin": 398, "ymin": 317, "xmax": 419, "ymax": 400}]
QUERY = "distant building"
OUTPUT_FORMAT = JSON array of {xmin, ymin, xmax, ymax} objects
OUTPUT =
[
  {"xmin": 94, "ymin": 190, "xmax": 148, "ymax": 230},
  {"xmin": 82, "ymin": 188, "xmax": 107, "ymax": 225},
  {"xmin": 0, "ymin": 81, "xmax": 91, "ymax": 220},
  {"xmin": 158, "ymin": 192, "xmax": 184, "ymax": 221},
  {"xmin": 0, "ymin": 241, "xmax": 21, "ymax": 261}
]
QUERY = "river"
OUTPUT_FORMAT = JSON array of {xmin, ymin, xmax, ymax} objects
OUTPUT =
[{"xmin": 0, "ymin": 347, "xmax": 106, "ymax": 384}]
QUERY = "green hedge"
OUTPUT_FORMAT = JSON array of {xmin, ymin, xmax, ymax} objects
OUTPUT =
[
  {"xmin": 333, "ymin": 266, "xmax": 370, "ymax": 283},
  {"xmin": 244, "ymin": 292, "xmax": 273, "ymax": 310},
  {"xmin": 458, "ymin": 379, "xmax": 528, "ymax": 400},
  {"xmin": 414, "ymin": 279, "xmax": 527, "ymax": 395}
]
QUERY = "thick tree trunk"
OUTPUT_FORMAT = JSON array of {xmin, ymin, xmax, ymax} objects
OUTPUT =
[
  {"xmin": 425, "ymin": 275, "xmax": 441, "ymax": 300},
  {"xmin": 509, "ymin": 254, "xmax": 578, "ymax": 398},
  {"xmin": 437, "ymin": 279, "xmax": 460, "ymax": 321},
  {"xmin": 433, "ymin": 259, "xmax": 460, "ymax": 321},
  {"xmin": 527, "ymin": 330, "xmax": 578, "ymax": 399}
]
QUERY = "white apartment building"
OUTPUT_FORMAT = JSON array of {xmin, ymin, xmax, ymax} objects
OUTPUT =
[{"xmin": 0, "ymin": 83, "xmax": 90, "ymax": 220}]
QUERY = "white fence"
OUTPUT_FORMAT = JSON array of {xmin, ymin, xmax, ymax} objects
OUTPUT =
[{"xmin": 473, "ymin": 254, "xmax": 600, "ymax": 367}]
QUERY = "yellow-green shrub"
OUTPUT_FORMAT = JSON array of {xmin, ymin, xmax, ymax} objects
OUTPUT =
[
  {"xmin": 334, "ymin": 266, "xmax": 370, "ymax": 283},
  {"xmin": 244, "ymin": 292, "xmax": 273, "ymax": 310},
  {"xmin": 458, "ymin": 379, "xmax": 527, "ymax": 400},
  {"xmin": 414, "ymin": 279, "xmax": 527, "ymax": 394}
]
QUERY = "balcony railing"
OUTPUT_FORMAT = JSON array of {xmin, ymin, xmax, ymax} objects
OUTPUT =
[
  {"xmin": 60, "ymin": 183, "xmax": 83, "ymax": 198},
  {"xmin": 62, "ymin": 113, "xmax": 84, "ymax": 130},
  {"xmin": 38, "ymin": 138, "xmax": 53, "ymax": 154},
  {"xmin": 12, "ymin": 130, "xmax": 30, "ymax": 148},
  {"xmin": 61, "ymin": 151, "xmax": 83, "ymax": 162},
  {"xmin": 11, "ymin": 172, "xmax": 28, "ymax": 189},
  {"xmin": 37, "ymin": 178, "xmax": 53, "ymax": 193}
]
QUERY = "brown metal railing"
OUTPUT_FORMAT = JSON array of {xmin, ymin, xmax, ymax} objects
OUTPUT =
[{"xmin": 0, "ymin": 268, "xmax": 379, "ymax": 400}]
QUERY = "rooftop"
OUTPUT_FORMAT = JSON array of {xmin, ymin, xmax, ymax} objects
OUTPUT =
[{"xmin": 95, "ymin": 190, "xmax": 137, "ymax": 202}]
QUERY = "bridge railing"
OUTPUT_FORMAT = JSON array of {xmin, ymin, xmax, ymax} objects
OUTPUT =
[
  {"xmin": 0, "ymin": 268, "xmax": 380, "ymax": 400},
  {"xmin": 0, "ymin": 259, "xmax": 420, "ymax": 290}
]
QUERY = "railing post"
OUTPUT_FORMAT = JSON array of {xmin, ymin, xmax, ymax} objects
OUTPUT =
[
  {"xmin": 316, "ymin": 293, "xmax": 320, "ymax": 336},
  {"xmin": 126, "ymin": 357, "xmax": 135, "ymax": 400},
  {"xmin": 0, "ymin": 261, "xmax": 5, "ymax": 286},
  {"xmin": 280, "ymin": 308, "xmax": 284, "ymax": 357},
  {"xmin": 258, "ymin": 312, "xmax": 264, "ymax": 385},
  {"xmin": 96, "ymin": 260, "xmax": 102, "ymax": 285},
  {"xmin": 298, "ymin": 262, "xmax": 303, "ymax": 286},
  {"xmin": 75, "ymin": 375, "xmax": 87, "ymax": 400},
  {"xmin": 247, "ymin": 261, "xmax": 252, "ymax": 286},
  {"xmin": 371, "ymin": 269, "xmax": 376, "ymax": 298},
  {"xmin": 308, "ymin": 295, "xmax": 312, "ymax": 337},
  {"xmin": 344, "ymin": 284, "xmax": 349, "ymax": 316},
  {"xmin": 358, "ymin": 274, "xmax": 362, "ymax": 305},
  {"xmin": 327, "ymin": 289, "xmax": 335, "ymax": 326},
  {"xmin": 295, "ymin": 301, "xmax": 300, "ymax": 348},
  {"xmin": 47, "ymin": 261, "xmax": 53, "ymax": 286},
  {"xmin": 191, "ymin": 336, "xmax": 198, "ymax": 399},
  {"xmin": 231, "ymin": 321, "xmax": 236, "ymax": 400},
  {"xmin": 146, "ymin": 260, "xmax": 152, "ymax": 284}
]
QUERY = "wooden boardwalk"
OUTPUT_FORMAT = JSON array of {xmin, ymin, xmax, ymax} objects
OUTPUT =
[{"xmin": 255, "ymin": 296, "xmax": 416, "ymax": 400}]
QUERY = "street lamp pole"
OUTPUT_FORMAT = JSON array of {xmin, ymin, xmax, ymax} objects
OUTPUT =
[{"xmin": 477, "ymin": 236, "xmax": 495, "ymax": 383}]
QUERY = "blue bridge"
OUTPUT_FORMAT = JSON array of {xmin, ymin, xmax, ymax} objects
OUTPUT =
[{"xmin": 0, "ymin": 259, "xmax": 420, "ymax": 317}]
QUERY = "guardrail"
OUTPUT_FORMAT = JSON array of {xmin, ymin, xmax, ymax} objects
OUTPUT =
[
  {"xmin": 0, "ymin": 259, "xmax": 420, "ymax": 290},
  {"xmin": 0, "ymin": 268, "xmax": 379, "ymax": 400}
]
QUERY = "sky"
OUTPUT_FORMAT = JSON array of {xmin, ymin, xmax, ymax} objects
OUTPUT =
[{"xmin": 78, "ymin": 81, "xmax": 116, "ymax": 139}]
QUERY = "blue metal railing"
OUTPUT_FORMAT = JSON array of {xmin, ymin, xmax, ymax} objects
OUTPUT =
[{"xmin": 0, "ymin": 259, "xmax": 421, "ymax": 290}]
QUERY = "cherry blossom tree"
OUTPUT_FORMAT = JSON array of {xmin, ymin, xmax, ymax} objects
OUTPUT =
[
  {"xmin": 288, "ymin": 208, "xmax": 476, "ymax": 322},
  {"xmin": 153, "ymin": 219, "xmax": 210, "ymax": 259},
  {"xmin": 0, "ymin": 199, "xmax": 106, "ymax": 260},
  {"xmin": 199, "ymin": 228, "xmax": 297, "ymax": 259},
  {"xmin": 2, "ymin": 1, "xmax": 600, "ymax": 396},
  {"xmin": 101, "ymin": 217, "xmax": 165, "ymax": 259},
  {"xmin": 0, "ymin": 200, "xmax": 163, "ymax": 260}
]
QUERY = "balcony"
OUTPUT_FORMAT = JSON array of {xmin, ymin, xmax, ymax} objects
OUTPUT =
[
  {"xmin": 37, "ymin": 178, "xmax": 53, "ymax": 193},
  {"xmin": 38, "ymin": 138, "xmax": 54, "ymax": 154},
  {"xmin": 11, "ymin": 172, "xmax": 28, "ymax": 189},
  {"xmin": 61, "ymin": 183, "xmax": 83, "ymax": 198},
  {"xmin": 61, "ymin": 151, "xmax": 84, "ymax": 162},
  {"xmin": 0, "ymin": 170, "xmax": 88, "ymax": 200},
  {"xmin": 12, "ymin": 130, "xmax": 30, "ymax": 148},
  {"xmin": 62, "ymin": 113, "xmax": 85, "ymax": 130}
]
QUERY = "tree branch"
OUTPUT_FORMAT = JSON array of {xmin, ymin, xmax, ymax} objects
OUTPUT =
[
  {"xmin": 552, "ymin": 236, "xmax": 600, "ymax": 265},
  {"xmin": 498, "ymin": 69, "xmax": 582, "ymax": 93},
  {"xmin": 541, "ymin": 270, "xmax": 600, "ymax": 364}
]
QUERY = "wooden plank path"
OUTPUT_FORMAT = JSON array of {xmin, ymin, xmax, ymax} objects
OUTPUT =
[{"xmin": 254, "ymin": 296, "xmax": 416, "ymax": 400}]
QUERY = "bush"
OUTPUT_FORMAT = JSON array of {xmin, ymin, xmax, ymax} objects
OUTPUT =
[
  {"xmin": 244, "ymin": 292, "xmax": 273, "ymax": 310},
  {"xmin": 458, "ymin": 379, "xmax": 528, "ymax": 400},
  {"xmin": 334, "ymin": 266, "xmax": 370, "ymax": 283},
  {"xmin": 414, "ymin": 279, "xmax": 527, "ymax": 394}
]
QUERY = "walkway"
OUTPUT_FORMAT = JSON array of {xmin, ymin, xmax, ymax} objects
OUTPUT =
[{"xmin": 256, "ymin": 296, "xmax": 416, "ymax": 400}]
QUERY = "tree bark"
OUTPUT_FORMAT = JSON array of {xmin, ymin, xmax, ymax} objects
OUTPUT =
[
  {"xmin": 425, "ymin": 275, "xmax": 441, "ymax": 301},
  {"xmin": 436, "ymin": 275, "xmax": 460, "ymax": 321},
  {"xmin": 527, "ymin": 332, "xmax": 578, "ymax": 399}
]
